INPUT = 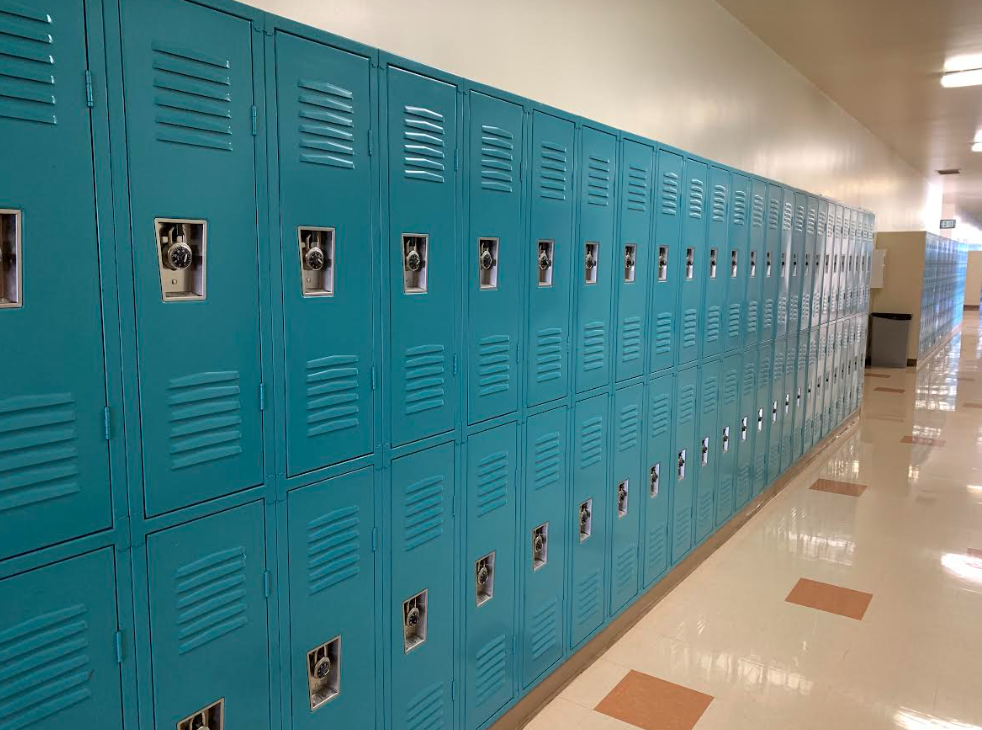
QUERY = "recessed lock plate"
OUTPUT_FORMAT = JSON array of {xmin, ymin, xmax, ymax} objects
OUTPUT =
[
  {"xmin": 772, "ymin": 401, "xmax": 778, "ymax": 422},
  {"xmin": 177, "ymin": 699, "xmax": 224, "ymax": 730},
  {"xmin": 537, "ymin": 240, "xmax": 554, "ymax": 287},
  {"xmin": 741, "ymin": 417, "xmax": 748, "ymax": 441},
  {"xmin": 0, "ymin": 210, "xmax": 21, "ymax": 309},
  {"xmin": 578, "ymin": 499, "xmax": 593, "ymax": 542},
  {"xmin": 765, "ymin": 251, "xmax": 772, "ymax": 277},
  {"xmin": 403, "ymin": 590, "xmax": 428, "ymax": 653},
  {"xmin": 804, "ymin": 253, "xmax": 810, "ymax": 272},
  {"xmin": 825, "ymin": 254, "xmax": 831, "ymax": 273},
  {"xmin": 677, "ymin": 449, "xmax": 686, "ymax": 481},
  {"xmin": 685, "ymin": 247, "xmax": 694, "ymax": 279},
  {"xmin": 701, "ymin": 437, "xmax": 710, "ymax": 465},
  {"xmin": 757, "ymin": 408, "xmax": 764, "ymax": 432},
  {"xmin": 475, "ymin": 552, "xmax": 495, "ymax": 606},
  {"xmin": 784, "ymin": 394, "xmax": 790, "ymax": 414},
  {"xmin": 722, "ymin": 426, "xmax": 730, "ymax": 453},
  {"xmin": 307, "ymin": 637, "xmax": 341, "ymax": 711},
  {"xmin": 709, "ymin": 248, "xmax": 718, "ymax": 278},
  {"xmin": 402, "ymin": 234, "xmax": 428, "ymax": 293},
  {"xmin": 532, "ymin": 523, "xmax": 548, "ymax": 570},
  {"xmin": 780, "ymin": 252, "xmax": 787, "ymax": 276},
  {"xmin": 650, "ymin": 463, "xmax": 660, "ymax": 497},
  {"xmin": 584, "ymin": 242, "xmax": 598, "ymax": 284},
  {"xmin": 658, "ymin": 246, "xmax": 668, "ymax": 281},
  {"xmin": 749, "ymin": 250, "xmax": 757, "ymax": 277},
  {"xmin": 796, "ymin": 388, "xmax": 802, "ymax": 406},
  {"xmin": 730, "ymin": 249, "xmax": 738, "ymax": 278},
  {"xmin": 624, "ymin": 244, "xmax": 636, "ymax": 282},
  {"xmin": 478, "ymin": 237, "xmax": 499, "ymax": 290},
  {"xmin": 298, "ymin": 227, "xmax": 335, "ymax": 297},
  {"xmin": 155, "ymin": 218, "xmax": 206, "ymax": 301},
  {"xmin": 617, "ymin": 480, "xmax": 629, "ymax": 517},
  {"xmin": 791, "ymin": 253, "xmax": 798, "ymax": 277}
]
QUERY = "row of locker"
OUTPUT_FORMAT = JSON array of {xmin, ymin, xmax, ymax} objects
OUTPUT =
[
  {"xmin": 918, "ymin": 235, "xmax": 967, "ymax": 359},
  {"xmin": 0, "ymin": 315, "xmax": 867, "ymax": 730}
]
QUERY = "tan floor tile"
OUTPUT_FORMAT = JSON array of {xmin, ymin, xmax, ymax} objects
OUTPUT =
[
  {"xmin": 964, "ymin": 402, "xmax": 982, "ymax": 409},
  {"xmin": 901, "ymin": 435, "xmax": 946, "ymax": 446},
  {"xmin": 865, "ymin": 373, "xmax": 892, "ymax": 379},
  {"xmin": 809, "ymin": 478, "xmax": 867, "ymax": 497},
  {"xmin": 968, "ymin": 547, "xmax": 982, "ymax": 559},
  {"xmin": 595, "ymin": 670, "xmax": 714, "ymax": 730},
  {"xmin": 560, "ymin": 658, "xmax": 632, "ymax": 709},
  {"xmin": 785, "ymin": 578, "xmax": 873, "ymax": 620},
  {"xmin": 874, "ymin": 386, "xmax": 906, "ymax": 393}
]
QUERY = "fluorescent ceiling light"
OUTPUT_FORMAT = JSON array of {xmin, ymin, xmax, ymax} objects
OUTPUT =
[
  {"xmin": 941, "ymin": 69, "xmax": 982, "ymax": 88},
  {"xmin": 973, "ymin": 142, "xmax": 982, "ymax": 153},
  {"xmin": 944, "ymin": 53, "xmax": 982, "ymax": 72}
]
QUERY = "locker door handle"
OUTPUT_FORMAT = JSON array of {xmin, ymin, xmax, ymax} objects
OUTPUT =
[{"xmin": 677, "ymin": 450, "xmax": 686, "ymax": 480}]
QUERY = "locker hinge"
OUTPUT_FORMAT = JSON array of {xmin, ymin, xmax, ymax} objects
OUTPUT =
[
  {"xmin": 454, "ymin": 149, "xmax": 459, "ymax": 171},
  {"xmin": 371, "ymin": 366, "xmax": 377, "ymax": 391},
  {"xmin": 519, "ymin": 160, "xmax": 525, "ymax": 182},
  {"xmin": 516, "ymin": 343, "xmax": 522, "ymax": 363},
  {"xmin": 103, "ymin": 407, "xmax": 111, "ymax": 440},
  {"xmin": 114, "ymin": 631, "xmax": 123, "ymax": 664},
  {"xmin": 371, "ymin": 528, "xmax": 378, "ymax": 552},
  {"xmin": 451, "ymin": 679, "xmax": 455, "ymax": 702},
  {"xmin": 84, "ymin": 70, "xmax": 94, "ymax": 108},
  {"xmin": 251, "ymin": 105, "xmax": 258, "ymax": 136},
  {"xmin": 368, "ymin": 128, "xmax": 374, "ymax": 156},
  {"xmin": 453, "ymin": 355, "xmax": 459, "ymax": 376},
  {"xmin": 263, "ymin": 570, "xmax": 272, "ymax": 598},
  {"xmin": 259, "ymin": 383, "xmax": 266, "ymax": 411},
  {"xmin": 512, "ymin": 636, "xmax": 517, "ymax": 654}
]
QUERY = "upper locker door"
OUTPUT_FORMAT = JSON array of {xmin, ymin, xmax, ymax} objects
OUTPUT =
[
  {"xmin": 776, "ymin": 189, "xmax": 793, "ymax": 338},
  {"xmin": 275, "ymin": 33, "xmax": 374, "ymax": 477},
  {"xmin": 609, "ymin": 383, "xmax": 643, "ymax": 615},
  {"xmin": 800, "ymin": 197, "xmax": 817, "ymax": 333},
  {"xmin": 745, "ymin": 180, "xmax": 766, "ymax": 348},
  {"xmin": 575, "ymin": 127, "xmax": 616, "ymax": 393},
  {"xmin": 0, "ymin": 0, "xmax": 113, "ymax": 560},
  {"xmin": 724, "ymin": 173, "xmax": 750, "ymax": 354},
  {"xmin": 615, "ymin": 140, "xmax": 653, "ymax": 383},
  {"xmin": 822, "ymin": 205, "xmax": 834, "ymax": 324},
  {"xmin": 527, "ymin": 111, "xmax": 574, "ymax": 406},
  {"xmin": 387, "ymin": 67, "xmax": 457, "ymax": 447},
  {"xmin": 467, "ymin": 92, "xmax": 523, "ymax": 425},
  {"xmin": 649, "ymin": 150, "xmax": 683, "ymax": 372},
  {"xmin": 703, "ymin": 166, "xmax": 729, "ymax": 359},
  {"xmin": 813, "ymin": 199, "xmax": 827, "ymax": 330},
  {"xmin": 677, "ymin": 158, "xmax": 706, "ymax": 366},
  {"xmin": 789, "ymin": 192, "xmax": 806, "ymax": 334},
  {"xmin": 120, "ymin": 0, "xmax": 263, "ymax": 516},
  {"xmin": 760, "ymin": 184, "xmax": 781, "ymax": 342}
]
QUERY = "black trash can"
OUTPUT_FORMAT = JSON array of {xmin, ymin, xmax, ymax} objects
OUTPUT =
[{"xmin": 870, "ymin": 312, "xmax": 912, "ymax": 368}]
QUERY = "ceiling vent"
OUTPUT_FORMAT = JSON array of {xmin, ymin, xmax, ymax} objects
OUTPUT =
[{"xmin": 937, "ymin": 168, "xmax": 961, "ymax": 175}]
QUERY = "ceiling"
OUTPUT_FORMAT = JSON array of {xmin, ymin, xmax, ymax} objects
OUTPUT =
[{"xmin": 715, "ymin": 0, "xmax": 982, "ymax": 224}]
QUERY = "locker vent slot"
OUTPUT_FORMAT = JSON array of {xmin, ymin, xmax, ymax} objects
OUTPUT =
[
  {"xmin": 533, "ymin": 327, "xmax": 563, "ymax": 383},
  {"xmin": 477, "ymin": 335, "xmax": 510, "ymax": 398},
  {"xmin": 682, "ymin": 308, "xmax": 698, "ymax": 350},
  {"xmin": 746, "ymin": 300, "xmax": 758, "ymax": 333},
  {"xmin": 0, "ymin": 4, "xmax": 56, "ymax": 125},
  {"xmin": 807, "ymin": 206, "xmax": 817, "ymax": 234},
  {"xmin": 538, "ymin": 141, "xmax": 568, "ymax": 200},
  {"xmin": 614, "ymin": 543, "xmax": 636, "ymax": 592},
  {"xmin": 620, "ymin": 315, "xmax": 642, "ymax": 363},
  {"xmin": 0, "ymin": 210, "xmax": 21, "ymax": 308},
  {"xmin": 579, "ymin": 417, "xmax": 603, "ymax": 469},
  {"xmin": 573, "ymin": 569, "xmax": 601, "ymax": 625},
  {"xmin": 533, "ymin": 432, "xmax": 561, "ymax": 491},
  {"xmin": 0, "ymin": 392, "xmax": 80, "ymax": 514},
  {"xmin": 724, "ymin": 369, "xmax": 740, "ymax": 404},
  {"xmin": 306, "ymin": 503, "xmax": 361, "ymax": 595},
  {"xmin": 474, "ymin": 634, "xmax": 508, "ymax": 705},
  {"xmin": 795, "ymin": 205, "xmax": 805, "ymax": 233},
  {"xmin": 403, "ymin": 105, "xmax": 446, "ymax": 183},
  {"xmin": 305, "ymin": 355, "xmax": 360, "ymax": 438},
  {"xmin": 476, "ymin": 450, "xmax": 509, "ymax": 517},
  {"xmin": 617, "ymin": 403, "xmax": 639, "ymax": 452},
  {"xmin": 298, "ymin": 78, "xmax": 355, "ymax": 169},
  {"xmin": 742, "ymin": 364, "xmax": 756, "ymax": 396},
  {"xmin": 733, "ymin": 190, "xmax": 748, "ymax": 226},
  {"xmin": 653, "ymin": 312, "xmax": 672, "ymax": 355},
  {"xmin": 702, "ymin": 377, "xmax": 718, "ymax": 414},
  {"xmin": 532, "ymin": 523, "xmax": 549, "ymax": 570},
  {"xmin": 650, "ymin": 392, "xmax": 670, "ymax": 437},
  {"xmin": 711, "ymin": 184, "xmax": 726, "ymax": 222},
  {"xmin": 626, "ymin": 164, "xmax": 648, "ymax": 212},
  {"xmin": 705, "ymin": 306, "xmax": 720, "ymax": 343},
  {"xmin": 767, "ymin": 199, "xmax": 780, "ymax": 230},
  {"xmin": 167, "ymin": 370, "xmax": 243, "ymax": 472},
  {"xmin": 659, "ymin": 170, "xmax": 679, "ymax": 215},
  {"xmin": 751, "ymin": 194, "xmax": 765, "ymax": 228},
  {"xmin": 403, "ymin": 343, "xmax": 446, "ymax": 416},
  {"xmin": 0, "ymin": 603, "xmax": 93, "ymax": 724},
  {"xmin": 687, "ymin": 177, "xmax": 704, "ymax": 219},
  {"xmin": 727, "ymin": 303, "xmax": 741, "ymax": 339},
  {"xmin": 177, "ymin": 699, "xmax": 224, "ymax": 730},
  {"xmin": 151, "ymin": 41, "xmax": 232, "ymax": 152},
  {"xmin": 581, "ymin": 320, "xmax": 605, "ymax": 371},
  {"xmin": 174, "ymin": 546, "xmax": 248, "ymax": 654},
  {"xmin": 783, "ymin": 202, "xmax": 793, "ymax": 231},
  {"xmin": 678, "ymin": 385, "xmax": 696, "ymax": 425},
  {"xmin": 402, "ymin": 473, "xmax": 445, "ymax": 551},
  {"xmin": 307, "ymin": 636, "xmax": 341, "ymax": 710},
  {"xmin": 586, "ymin": 155, "xmax": 611, "ymax": 207},
  {"xmin": 529, "ymin": 598, "xmax": 559, "ymax": 660},
  {"xmin": 480, "ymin": 124, "xmax": 515, "ymax": 193},
  {"xmin": 646, "ymin": 521, "xmax": 666, "ymax": 572}
]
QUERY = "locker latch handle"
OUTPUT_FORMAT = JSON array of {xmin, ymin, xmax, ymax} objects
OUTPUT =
[
  {"xmin": 722, "ymin": 427, "xmax": 730, "ymax": 453},
  {"xmin": 701, "ymin": 437, "xmax": 709, "ymax": 465},
  {"xmin": 677, "ymin": 449, "xmax": 686, "ymax": 480},
  {"xmin": 772, "ymin": 401, "xmax": 778, "ymax": 422},
  {"xmin": 650, "ymin": 464, "xmax": 660, "ymax": 496}
]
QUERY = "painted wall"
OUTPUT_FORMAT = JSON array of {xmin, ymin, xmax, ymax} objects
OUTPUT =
[
  {"xmin": 248, "ymin": 0, "xmax": 941, "ymax": 231},
  {"xmin": 966, "ymin": 251, "xmax": 982, "ymax": 308},
  {"xmin": 871, "ymin": 232, "xmax": 926, "ymax": 362}
]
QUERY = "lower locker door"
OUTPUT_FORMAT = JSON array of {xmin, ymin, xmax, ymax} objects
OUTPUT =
[
  {"xmin": 643, "ymin": 373, "xmax": 674, "ymax": 587},
  {"xmin": 753, "ymin": 346, "xmax": 772, "ymax": 496},
  {"xmin": 694, "ymin": 361, "xmax": 720, "ymax": 544},
  {"xmin": 671, "ymin": 367, "xmax": 699, "ymax": 564},
  {"xmin": 767, "ymin": 341, "xmax": 786, "ymax": 484},
  {"xmin": 715, "ymin": 354, "xmax": 742, "ymax": 527},
  {"xmin": 734, "ymin": 351, "xmax": 757, "ymax": 510},
  {"xmin": 609, "ymin": 384, "xmax": 643, "ymax": 615}
]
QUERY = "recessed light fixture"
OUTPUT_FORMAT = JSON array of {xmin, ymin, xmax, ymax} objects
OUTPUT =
[
  {"xmin": 944, "ymin": 54, "xmax": 982, "ymax": 72},
  {"xmin": 941, "ymin": 55, "xmax": 982, "ymax": 87},
  {"xmin": 973, "ymin": 142, "xmax": 982, "ymax": 153},
  {"xmin": 937, "ymin": 168, "xmax": 961, "ymax": 175}
]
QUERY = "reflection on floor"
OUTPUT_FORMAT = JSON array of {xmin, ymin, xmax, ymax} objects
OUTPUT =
[{"xmin": 526, "ymin": 311, "xmax": 982, "ymax": 730}]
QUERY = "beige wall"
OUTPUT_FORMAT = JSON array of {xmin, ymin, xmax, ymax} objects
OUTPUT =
[
  {"xmin": 966, "ymin": 251, "xmax": 982, "ymax": 309},
  {"xmin": 248, "ymin": 0, "xmax": 941, "ymax": 232},
  {"xmin": 871, "ymin": 232, "xmax": 926, "ymax": 361}
]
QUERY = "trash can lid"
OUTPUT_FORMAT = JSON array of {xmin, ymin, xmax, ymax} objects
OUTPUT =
[{"xmin": 871, "ymin": 312, "xmax": 912, "ymax": 320}]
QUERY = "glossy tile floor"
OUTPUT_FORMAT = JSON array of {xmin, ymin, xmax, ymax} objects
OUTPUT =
[{"xmin": 527, "ymin": 311, "xmax": 982, "ymax": 730}]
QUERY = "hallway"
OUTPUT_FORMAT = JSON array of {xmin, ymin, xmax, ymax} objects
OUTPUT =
[{"xmin": 527, "ymin": 312, "xmax": 982, "ymax": 730}]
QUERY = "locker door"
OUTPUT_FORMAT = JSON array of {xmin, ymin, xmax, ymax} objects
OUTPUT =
[
  {"xmin": 677, "ymin": 158, "xmax": 707, "ymax": 366},
  {"xmin": 819, "ymin": 324, "xmax": 831, "ymax": 438},
  {"xmin": 671, "ymin": 366, "xmax": 698, "ymax": 564},
  {"xmin": 643, "ymin": 372, "xmax": 673, "ymax": 586},
  {"xmin": 822, "ymin": 205, "xmax": 834, "ymax": 325},
  {"xmin": 694, "ymin": 360, "xmax": 720, "ymax": 544},
  {"xmin": 767, "ymin": 339, "xmax": 786, "ymax": 483},
  {"xmin": 703, "ymin": 166, "xmax": 729, "ymax": 359},
  {"xmin": 527, "ymin": 112, "xmax": 574, "ymax": 406},
  {"xmin": 147, "ymin": 502, "xmax": 270, "ymax": 730},
  {"xmin": 831, "ymin": 205, "xmax": 843, "ymax": 321},
  {"xmin": 0, "ymin": 0, "xmax": 113, "ymax": 560},
  {"xmin": 752, "ymin": 343, "xmax": 772, "ymax": 496},
  {"xmin": 724, "ymin": 173, "xmax": 750, "ymax": 353},
  {"xmin": 389, "ymin": 443, "xmax": 455, "ymax": 730},
  {"xmin": 824, "ymin": 324, "xmax": 835, "ymax": 431},
  {"xmin": 800, "ymin": 197, "xmax": 817, "ymax": 333},
  {"xmin": 649, "ymin": 150, "xmax": 683, "ymax": 371},
  {"xmin": 275, "ymin": 33, "xmax": 375, "ymax": 477},
  {"xmin": 287, "ymin": 469, "xmax": 375, "ymax": 730},
  {"xmin": 467, "ymin": 92, "xmax": 524, "ymax": 425},
  {"xmin": 609, "ymin": 384, "xmax": 643, "ymax": 614},
  {"xmin": 776, "ymin": 190, "xmax": 793, "ymax": 339},
  {"xmin": 121, "ymin": 0, "xmax": 264, "ymax": 516},
  {"xmin": 805, "ymin": 328, "xmax": 820, "ymax": 450},
  {"xmin": 615, "ymin": 140, "xmax": 654, "ymax": 383},
  {"xmin": 387, "ymin": 68, "xmax": 458, "ymax": 447},
  {"xmin": 522, "ymin": 407, "xmax": 567, "ymax": 686},
  {"xmin": 813, "ymin": 200, "xmax": 828, "ymax": 330},
  {"xmin": 790, "ymin": 335, "xmax": 808, "ymax": 463},
  {"xmin": 760, "ymin": 184, "xmax": 781, "ymax": 342},
  {"xmin": 575, "ymin": 127, "xmax": 616, "ymax": 393},
  {"xmin": 734, "ymin": 349, "xmax": 756, "ymax": 509},
  {"xmin": 0, "ymin": 549, "xmax": 123, "ymax": 730},
  {"xmin": 715, "ymin": 353, "xmax": 741, "ymax": 527},
  {"xmin": 745, "ymin": 180, "xmax": 766, "ymax": 347},
  {"xmin": 788, "ymin": 193, "xmax": 805, "ymax": 334},
  {"xmin": 464, "ymin": 423, "xmax": 517, "ymax": 729},
  {"xmin": 570, "ymin": 394, "xmax": 608, "ymax": 647}
]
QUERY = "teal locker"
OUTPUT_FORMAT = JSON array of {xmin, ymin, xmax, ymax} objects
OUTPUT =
[
  {"xmin": 767, "ymin": 338, "xmax": 786, "ymax": 483},
  {"xmin": 813, "ymin": 199, "xmax": 828, "ymax": 330},
  {"xmin": 805, "ymin": 328, "xmax": 821, "ymax": 450},
  {"xmin": 0, "ymin": 0, "xmax": 114, "ymax": 559},
  {"xmin": 752, "ymin": 342, "xmax": 772, "ymax": 496},
  {"xmin": 745, "ymin": 180, "xmax": 766, "ymax": 348},
  {"xmin": 575, "ymin": 127, "xmax": 617, "ymax": 393},
  {"xmin": 785, "ymin": 334, "xmax": 805, "ymax": 466},
  {"xmin": 819, "ymin": 323, "xmax": 831, "ymax": 438},
  {"xmin": 734, "ymin": 349, "xmax": 757, "ymax": 509},
  {"xmin": 824, "ymin": 323, "xmax": 836, "ymax": 432},
  {"xmin": 703, "ymin": 166, "xmax": 729, "ymax": 359},
  {"xmin": 724, "ymin": 173, "xmax": 750, "ymax": 353},
  {"xmin": 387, "ymin": 67, "xmax": 458, "ymax": 447},
  {"xmin": 670, "ymin": 366, "xmax": 698, "ymax": 564},
  {"xmin": 0, "ymin": 549, "xmax": 123, "ymax": 730},
  {"xmin": 677, "ymin": 159, "xmax": 707, "ymax": 366},
  {"xmin": 522, "ymin": 407, "xmax": 567, "ymax": 686},
  {"xmin": 830, "ymin": 205, "xmax": 843, "ymax": 321},
  {"xmin": 821, "ymin": 205, "xmax": 835, "ymax": 324},
  {"xmin": 615, "ymin": 140, "xmax": 654, "ymax": 382},
  {"xmin": 715, "ymin": 353, "xmax": 742, "ymax": 527},
  {"xmin": 389, "ymin": 442, "xmax": 455, "ymax": 730},
  {"xmin": 466, "ymin": 92, "xmax": 524, "ymax": 425},
  {"xmin": 788, "ymin": 192, "xmax": 805, "ymax": 334},
  {"xmin": 776, "ymin": 190, "xmax": 793, "ymax": 339},
  {"xmin": 526, "ymin": 111, "xmax": 575, "ymax": 406},
  {"xmin": 274, "ymin": 33, "xmax": 375, "ymax": 477},
  {"xmin": 120, "ymin": 0, "xmax": 264, "ymax": 516},
  {"xmin": 760, "ymin": 184, "xmax": 781, "ymax": 342},
  {"xmin": 694, "ymin": 360, "xmax": 721, "ymax": 544},
  {"xmin": 286, "ymin": 469, "xmax": 376, "ymax": 730},
  {"xmin": 464, "ymin": 423, "xmax": 517, "ymax": 729},
  {"xmin": 649, "ymin": 150, "xmax": 683, "ymax": 371},
  {"xmin": 792, "ymin": 334, "xmax": 809, "ymax": 460},
  {"xmin": 147, "ymin": 502, "xmax": 270, "ymax": 730},
  {"xmin": 799, "ymin": 197, "xmax": 817, "ymax": 333},
  {"xmin": 570, "ymin": 394, "xmax": 608, "ymax": 647},
  {"xmin": 643, "ymin": 372, "xmax": 673, "ymax": 586},
  {"xmin": 609, "ymin": 384, "xmax": 644, "ymax": 614}
]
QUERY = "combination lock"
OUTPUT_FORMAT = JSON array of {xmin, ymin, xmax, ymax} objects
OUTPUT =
[
  {"xmin": 538, "ymin": 249, "xmax": 552, "ymax": 270},
  {"xmin": 303, "ymin": 245, "xmax": 326, "ymax": 272},
  {"xmin": 477, "ymin": 564, "xmax": 490, "ymax": 587},
  {"xmin": 585, "ymin": 250, "xmax": 597, "ymax": 271},
  {"xmin": 480, "ymin": 248, "xmax": 496, "ymax": 270},
  {"xmin": 406, "ymin": 606, "xmax": 421, "ymax": 628},
  {"xmin": 533, "ymin": 534, "xmax": 545, "ymax": 555},
  {"xmin": 164, "ymin": 240, "xmax": 193, "ymax": 271},
  {"xmin": 625, "ymin": 248, "xmax": 636, "ymax": 270},
  {"xmin": 314, "ymin": 656, "xmax": 332, "ymax": 680},
  {"xmin": 405, "ymin": 247, "xmax": 423, "ymax": 272},
  {"xmin": 579, "ymin": 504, "xmax": 591, "ymax": 526}
]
